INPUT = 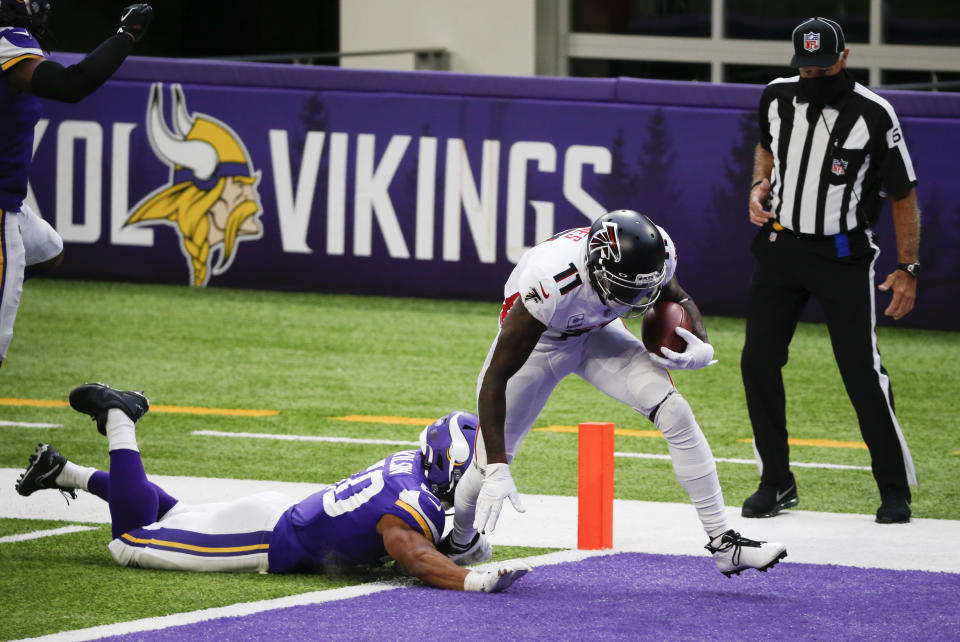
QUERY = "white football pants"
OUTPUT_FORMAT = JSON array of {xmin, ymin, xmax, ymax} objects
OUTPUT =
[
  {"xmin": 453, "ymin": 319, "xmax": 727, "ymax": 542},
  {"xmin": 108, "ymin": 492, "xmax": 296, "ymax": 572},
  {"xmin": 0, "ymin": 205, "xmax": 63, "ymax": 361}
]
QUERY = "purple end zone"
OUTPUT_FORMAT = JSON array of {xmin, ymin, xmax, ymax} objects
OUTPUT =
[{"xmin": 104, "ymin": 553, "xmax": 959, "ymax": 641}]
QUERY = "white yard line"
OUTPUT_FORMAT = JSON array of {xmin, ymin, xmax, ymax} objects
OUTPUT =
[
  {"xmin": 192, "ymin": 429, "xmax": 417, "ymax": 446},
  {"xmin": 192, "ymin": 430, "xmax": 872, "ymax": 471},
  {"xmin": 0, "ymin": 525, "xmax": 97, "ymax": 543},
  {"xmin": 616, "ymin": 451, "xmax": 872, "ymax": 471},
  {"xmin": 0, "ymin": 420, "xmax": 63, "ymax": 428}
]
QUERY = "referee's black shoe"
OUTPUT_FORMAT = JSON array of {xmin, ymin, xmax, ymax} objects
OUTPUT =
[
  {"xmin": 876, "ymin": 494, "xmax": 911, "ymax": 524},
  {"xmin": 741, "ymin": 474, "xmax": 799, "ymax": 518}
]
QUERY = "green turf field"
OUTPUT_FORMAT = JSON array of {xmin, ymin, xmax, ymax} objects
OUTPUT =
[{"xmin": 1, "ymin": 279, "xmax": 958, "ymax": 639}]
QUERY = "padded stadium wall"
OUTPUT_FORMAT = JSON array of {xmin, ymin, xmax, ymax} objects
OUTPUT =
[{"xmin": 31, "ymin": 55, "xmax": 960, "ymax": 330}]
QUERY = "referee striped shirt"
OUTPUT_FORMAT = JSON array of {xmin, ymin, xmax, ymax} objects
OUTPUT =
[{"xmin": 759, "ymin": 78, "xmax": 917, "ymax": 237}]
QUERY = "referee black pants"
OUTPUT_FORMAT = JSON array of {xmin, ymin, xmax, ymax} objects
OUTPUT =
[{"xmin": 740, "ymin": 226, "xmax": 915, "ymax": 500}]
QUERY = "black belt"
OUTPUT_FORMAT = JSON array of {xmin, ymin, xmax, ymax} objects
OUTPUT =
[{"xmin": 766, "ymin": 222, "xmax": 871, "ymax": 259}]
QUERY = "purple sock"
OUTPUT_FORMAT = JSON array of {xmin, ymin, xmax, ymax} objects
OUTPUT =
[
  {"xmin": 88, "ymin": 470, "xmax": 110, "ymax": 501},
  {"xmin": 108, "ymin": 449, "xmax": 159, "ymax": 539},
  {"xmin": 88, "ymin": 470, "xmax": 179, "ymax": 521}
]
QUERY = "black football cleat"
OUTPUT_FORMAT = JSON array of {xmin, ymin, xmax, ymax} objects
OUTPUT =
[
  {"xmin": 69, "ymin": 382, "xmax": 149, "ymax": 435},
  {"xmin": 16, "ymin": 443, "xmax": 77, "ymax": 500},
  {"xmin": 742, "ymin": 474, "xmax": 799, "ymax": 518},
  {"xmin": 876, "ymin": 497, "xmax": 911, "ymax": 524}
]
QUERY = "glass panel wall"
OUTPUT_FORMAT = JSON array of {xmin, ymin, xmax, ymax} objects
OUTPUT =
[
  {"xmin": 883, "ymin": 1, "xmax": 960, "ymax": 46},
  {"xmin": 881, "ymin": 69, "xmax": 960, "ymax": 92},
  {"xmin": 571, "ymin": 0, "xmax": 711, "ymax": 37},
  {"xmin": 724, "ymin": 0, "xmax": 869, "ymax": 41}
]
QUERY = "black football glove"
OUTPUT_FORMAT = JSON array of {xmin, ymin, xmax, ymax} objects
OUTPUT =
[{"xmin": 117, "ymin": 4, "xmax": 153, "ymax": 43}]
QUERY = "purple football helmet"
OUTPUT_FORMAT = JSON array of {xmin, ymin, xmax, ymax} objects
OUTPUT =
[{"xmin": 419, "ymin": 411, "xmax": 479, "ymax": 506}]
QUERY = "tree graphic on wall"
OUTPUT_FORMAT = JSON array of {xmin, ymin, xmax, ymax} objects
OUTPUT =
[
  {"xmin": 633, "ymin": 109, "xmax": 683, "ymax": 224},
  {"xmin": 917, "ymin": 189, "xmax": 960, "ymax": 286},
  {"xmin": 690, "ymin": 110, "xmax": 760, "ymax": 314},
  {"xmin": 597, "ymin": 111, "xmax": 683, "ymax": 225},
  {"xmin": 597, "ymin": 127, "xmax": 639, "ymax": 211}
]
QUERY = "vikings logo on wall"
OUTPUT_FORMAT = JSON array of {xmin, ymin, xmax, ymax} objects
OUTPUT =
[{"xmin": 125, "ymin": 83, "xmax": 264, "ymax": 287}]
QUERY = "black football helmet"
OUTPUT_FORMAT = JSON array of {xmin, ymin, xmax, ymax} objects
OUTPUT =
[{"xmin": 586, "ymin": 210, "xmax": 666, "ymax": 318}]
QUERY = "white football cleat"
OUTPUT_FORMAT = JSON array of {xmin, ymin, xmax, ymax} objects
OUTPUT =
[
  {"xmin": 706, "ymin": 529, "xmax": 787, "ymax": 577},
  {"xmin": 438, "ymin": 531, "xmax": 493, "ymax": 566}
]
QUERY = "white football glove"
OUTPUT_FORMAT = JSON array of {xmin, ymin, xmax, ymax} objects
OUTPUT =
[
  {"xmin": 648, "ymin": 327, "xmax": 718, "ymax": 371},
  {"xmin": 473, "ymin": 463, "xmax": 525, "ymax": 534},
  {"xmin": 438, "ymin": 531, "xmax": 493, "ymax": 566},
  {"xmin": 463, "ymin": 562, "xmax": 533, "ymax": 592}
]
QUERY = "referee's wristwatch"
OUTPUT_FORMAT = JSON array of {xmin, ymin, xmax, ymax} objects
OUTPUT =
[{"xmin": 897, "ymin": 262, "xmax": 921, "ymax": 278}]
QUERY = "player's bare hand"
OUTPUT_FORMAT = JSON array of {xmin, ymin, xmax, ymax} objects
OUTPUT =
[
  {"xmin": 749, "ymin": 179, "xmax": 773, "ymax": 226},
  {"xmin": 878, "ymin": 270, "xmax": 916, "ymax": 320},
  {"xmin": 473, "ymin": 463, "xmax": 525, "ymax": 534}
]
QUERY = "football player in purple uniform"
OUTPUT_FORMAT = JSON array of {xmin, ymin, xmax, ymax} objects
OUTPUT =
[
  {"xmin": 443, "ymin": 209, "xmax": 787, "ymax": 577},
  {"xmin": 15, "ymin": 383, "xmax": 531, "ymax": 592},
  {"xmin": 0, "ymin": 1, "xmax": 152, "ymax": 369}
]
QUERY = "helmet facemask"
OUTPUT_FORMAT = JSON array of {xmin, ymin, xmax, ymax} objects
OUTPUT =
[{"xmin": 591, "ymin": 261, "xmax": 665, "ymax": 318}]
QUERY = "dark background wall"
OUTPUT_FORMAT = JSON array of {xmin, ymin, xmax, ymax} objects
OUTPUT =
[{"xmin": 46, "ymin": 0, "xmax": 339, "ymax": 59}]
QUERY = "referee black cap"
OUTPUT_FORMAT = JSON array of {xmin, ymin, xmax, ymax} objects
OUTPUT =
[{"xmin": 790, "ymin": 17, "xmax": 846, "ymax": 68}]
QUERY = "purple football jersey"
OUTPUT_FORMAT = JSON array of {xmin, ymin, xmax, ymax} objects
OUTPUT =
[
  {"xmin": 0, "ymin": 26, "xmax": 45, "ymax": 211},
  {"xmin": 268, "ymin": 450, "xmax": 446, "ymax": 574}
]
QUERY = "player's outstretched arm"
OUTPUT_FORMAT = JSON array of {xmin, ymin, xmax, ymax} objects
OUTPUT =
[
  {"xmin": 378, "ymin": 515, "xmax": 530, "ymax": 592},
  {"xmin": 477, "ymin": 302, "xmax": 546, "ymax": 465},
  {"xmin": 10, "ymin": 4, "xmax": 153, "ymax": 102},
  {"xmin": 473, "ymin": 302, "xmax": 543, "ymax": 533}
]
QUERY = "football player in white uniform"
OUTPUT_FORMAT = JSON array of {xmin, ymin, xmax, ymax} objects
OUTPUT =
[{"xmin": 440, "ymin": 210, "xmax": 787, "ymax": 577}]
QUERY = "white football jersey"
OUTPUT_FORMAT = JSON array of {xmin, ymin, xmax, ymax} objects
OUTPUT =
[{"xmin": 502, "ymin": 225, "xmax": 677, "ymax": 340}]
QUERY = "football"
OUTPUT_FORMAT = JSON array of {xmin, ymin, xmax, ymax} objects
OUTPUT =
[{"xmin": 641, "ymin": 301, "xmax": 692, "ymax": 357}]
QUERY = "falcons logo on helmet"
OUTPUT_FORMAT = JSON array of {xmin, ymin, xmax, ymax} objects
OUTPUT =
[{"xmin": 589, "ymin": 221, "xmax": 621, "ymax": 262}]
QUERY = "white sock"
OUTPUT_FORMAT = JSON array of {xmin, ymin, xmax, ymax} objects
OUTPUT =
[
  {"xmin": 655, "ymin": 393, "xmax": 729, "ymax": 538},
  {"xmin": 56, "ymin": 461, "xmax": 97, "ymax": 491},
  {"xmin": 105, "ymin": 408, "xmax": 139, "ymax": 452}
]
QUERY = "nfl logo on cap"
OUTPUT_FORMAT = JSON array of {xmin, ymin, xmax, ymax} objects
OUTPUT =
[
  {"xmin": 803, "ymin": 32, "xmax": 821, "ymax": 52},
  {"xmin": 791, "ymin": 17, "xmax": 846, "ymax": 68}
]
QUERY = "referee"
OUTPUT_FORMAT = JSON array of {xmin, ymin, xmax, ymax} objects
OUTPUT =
[{"xmin": 741, "ymin": 17, "xmax": 920, "ymax": 524}]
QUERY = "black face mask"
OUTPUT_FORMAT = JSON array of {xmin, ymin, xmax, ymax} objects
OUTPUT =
[{"xmin": 797, "ymin": 69, "xmax": 854, "ymax": 106}]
